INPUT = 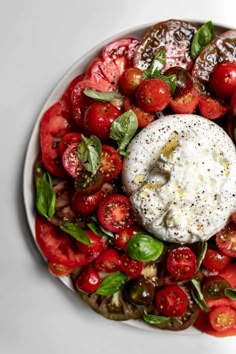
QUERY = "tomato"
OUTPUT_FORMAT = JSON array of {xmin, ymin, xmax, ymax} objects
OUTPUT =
[
  {"xmin": 155, "ymin": 284, "xmax": 188, "ymax": 317},
  {"xmin": 97, "ymin": 194, "xmax": 134, "ymax": 232},
  {"xmin": 202, "ymin": 276, "xmax": 231, "ymax": 300},
  {"xmin": 78, "ymin": 230, "xmax": 107, "ymax": 257},
  {"xmin": 119, "ymin": 67, "xmax": 143, "ymax": 95},
  {"xmin": 164, "ymin": 66, "xmax": 193, "ymax": 98},
  {"xmin": 219, "ymin": 263, "xmax": 236, "ymax": 288},
  {"xmin": 195, "ymin": 310, "xmax": 236, "ymax": 337},
  {"xmin": 216, "ymin": 222, "xmax": 236, "ymax": 257},
  {"xmin": 169, "ymin": 87, "xmax": 199, "ymax": 114},
  {"xmin": 114, "ymin": 226, "xmax": 141, "ymax": 250},
  {"xmin": 62, "ymin": 142, "xmax": 84, "ymax": 178},
  {"xmin": 202, "ymin": 249, "xmax": 231, "ymax": 272},
  {"xmin": 35, "ymin": 215, "xmax": 94, "ymax": 267},
  {"xmin": 94, "ymin": 249, "xmax": 120, "ymax": 273},
  {"xmin": 99, "ymin": 145, "xmax": 122, "ymax": 181},
  {"xmin": 123, "ymin": 97, "xmax": 155, "ymax": 128},
  {"xmin": 120, "ymin": 254, "xmax": 143, "ymax": 278},
  {"xmin": 231, "ymin": 212, "xmax": 236, "ymax": 224},
  {"xmin": 72, "ymin": 190, "xmax": 103, "ymax": 216},
  {"xmin": 209, "ymin": 62, "xmax": 236, "ymax": 99},
  {"xmin": 198, "ymin": 94, "xmax": 228, "ymax": 119},
  {"xmin": 60, "ymin": 74, "xmax": 84, "ymax": 118},
  {"xmin": 74, "ymin": 170, "xmax": 104, "ymax": 195},
  {"xmin": 58, "ymin": 132, "xmax": 82, "ymax": 155},
  {"xmin": 87, "ymin": 57, "xmax": 120, "ymax": 88},
  {"xmin": 83, "ymin": 102, "xmax": 120, "ymax": 142},
  {"xmin": 230, "ymin": 89, "xmax": 236, "ymax": 116},
  {"xmin": 48, "ymin": 262, "xmax": 74, "ymax": 277},
  {"xmin": 136, "ymin": 78, "xmax": 170, "ymax": 112},
  {"xmin": 209, "ymin": 306, "xmax": 236, "ymax": 332},
  {"xmin": 166, "ymin": 247, "xmax": 197, "ymax": 280},
  {"xmin": 75, "ymin": 266, "xmax": 101, "ymax": 293}
]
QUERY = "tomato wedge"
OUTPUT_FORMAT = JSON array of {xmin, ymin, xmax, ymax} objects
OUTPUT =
[
  {"xmin": 169, "ymin": 87, "xmax": 199, "ymax": 114},
  {"xmin": 123, "ymin": 97, "xmax": 155, "ymax": 128},
  {"xmin": 58, "ymin": 132, "xmax": 82, "ymax": 155},
  {"xmin": 120, "ymin": 254, "xmax": 143, "ymax": 278},
  {"xmin": 94, "ymin": 249, "xmax": 120, "ymax": 273},
  {"xmin": 198, "ymin": 94, "xmax": 228, "ymax": 119},
  {"xmin": 100, "ymin": 145, "xmax": 122, "ymax": 181},
  {"xmin": 62, "ymin": 142, "xmax": 84, "ymax": 178},
  {"xmin": 166, "ymin": 247, "xmax": 197, "ymax": 280},
  {"xmin": 60, "ymin": 74, "xmax": 84, "ymax": 119},
  {"xmin": 48, "ymin": 262, "xmax": 74, "ymax": 276},
  {"xmin": 216, "ymin": 222, "xmax": 236, "ymax": 257}
]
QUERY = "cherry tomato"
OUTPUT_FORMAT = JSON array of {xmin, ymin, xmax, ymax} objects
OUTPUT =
[
  {"xmin": 119, "ymin": 67, "xmax": 143, "ymax": 95},
  {"xmin": 195, "ymin": 310, "xmax": 236, "ymax": 337},
  {"xmin": 48, "ymin": 262, "xmax": 74, "ymax": 277},
  {"xmin": 209, "ymin": 62, "xmax": 236, "ymax": 99},
  {"xmin": 216, "ymin": 222, "xmax": 236, "ymax": 257},
  {"xmin": 114, "ymin": 226, "xmax": 141, "ymax": 250},
  {"xmin": 58, "ymin": 132, "xmax": 82, "ymax": 155},
  {"xmin": 202, "ymin": 249, "xmax": 231, "ymax": 272},
  {"xmin": 94, "ymin": 249, "xmax": 120, "ymax": 273},
  {"xmin": 99, "ymin": 145, "xmax": 122, "ymax": 181},
  {"xmin": 83, "ymin": 102, "xmax": 120, "ymax": 142},
  {"xmin": 198, "ymin": 94, "xmax": 228, "ymax": 119},
  {"xmin": 155, "ymin": 284, "xmax": 188, "ymax": 317},
  {"xmin": 123, "ymin": 97, "xmax": 155, "ymax": 128},
  {"xmin": 209, "ymin": 306, "xmax": 236, "ymax": 332},
  {"xmin": 62, "ymin": 142, "xmax": 84, "ymax": 178},
  {"xmin": 170, "ymin": 87, "xmax": 199, "ymax": 114},
  {"xmin": 166, "ymin": 247, "xmax": 197, "ymax": 280},
  {"xmin": 60, "ymin": 74, "xmax": 84, "ymax": 118},
  {"xmin": 120, "ymin": 254, "xmax": 143, "ymax": 278},
  {"xmin": 72, "ymin": 190, "xmax": 103, "ymax": 216},
  {"xmin": 97, "ymin": 194, "xmax": 134, "ymax": 232},
  {"xmin": 230, "ymin": 89, "xmax": 236, "ymax": 115},
  {"xmin": 136, "ymin": 78, "xmax": 170, "ymax": 112},
  {"xmin": 164, "ymin": 66, "xmax": 193, "ymax": 98},
  {"xmin": 78, "ymin": 230, "xmax": 107, "ymax": 257},
  {"xmin": 219, "ymin": 263, "xmax": 236, "ymax": 288},
  {"xmin": 74, "ymin": 170, "xmax": 104, "ymax": 195},
  {"xmin": 202, "ymin": 276, "xmax": 231, "ymax": 300},
  {"xmin": 75, "ymin": 266, "xmax": 101, "ymax": 293}
]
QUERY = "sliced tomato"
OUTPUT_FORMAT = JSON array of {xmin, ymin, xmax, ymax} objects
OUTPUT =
[
  {"xmin": 71, "ymin": 190, "xmax": 103, "ymax": 216},
  {"xmin": 155, "ymin": 284, "xmax": 188, "ymax": 317},
  {"xmin": 48, "ymin": 262, "xmax": 74, "ymax": 276},
  {"xmin": 216, "ymin": 222, "xmax": 236, "ymax": 257},
  {"xmin": 198, "ymin": 94, "xmax": 228, "ymax": 119},
  {"xmin": 87, "ymin": 57, "xmax": 120, "ymax": 88},
  {"xmin": 169, "ymin": 87, "xmax": 199, "ymax": 114},
  {"xmin": 60, "ymin": 74, "xmax": 84, "ymax": 118},
  {"xmin": 58, "ymin": 132, "xmax": 82, "ymax": 155},
  {"xmin": 75, "ymin": 266, "xmax": 101, "ymax": 293},
  {"xmin": 94, "ymin": 249, "xmax": 120, "ymax": 273},
  {"xmin": 219, "ymin": 263, "xmax": 236, "ymax": 288},
  {"xmin": 202, "ymin": 249, "xmax": 231, "ymax": 272},
  {"xmin": 74, "ymin": 170, "xmax": 104, "ymax": 195},
  {"xmin": 210, "ymin": 306, "xmax": 236, "ymax": 332},
  {"xmin": 166, "ymin": 247, "xmax": 197, "ymax": 280},
  {"xmin": 77, "ymin": 230, "xmax": 107, "ymax": 257},
  {"xmin": 202, "ymin": 276, "xmax": 231, "ymax": 300},
  {"xmin": 99, "ymin": 145, "xmax": 122, "ymax": 181},
  {"xmin": 114, "ymin": 226, "xmax": 141, "ymax": 250},
  {"xmin": 62, "ymin": 142, "xmax": 84, "ymax": 178},
  {"xmin": 97, "ymin": 194, "xmax": 134, "ymax": 232},
  {"xmin": 123, "ymin": 97, "xmax": 155, "ymax": 128},
  {"xmin": 206, "ymin": 296, "xmax": 236, "ymax": 310},
  {"xmin": 120, "ymin": 254, "xmax": 143, "ymax": 278},
  {"xmin": 195, "ymin": 310, "xmax": 236, "ymax": 337}
]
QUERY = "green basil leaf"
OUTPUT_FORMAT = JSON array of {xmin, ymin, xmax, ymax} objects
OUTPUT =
[
  {"xmin": 143, "ymin": 48, "xmax": 166, "ymax": 78},
  {"xmin": 60, "ymin": 222, "xmax": 91, "ymax": 245},
  {"xmin": 96, "ymin": 272, "xmax": 128, "ymax": 296},
  {"xmin": 156, "ymin": 73, "xmax": 177, "ymax": 95},
  {"xmin": 126, "ymin": 232, "xmax": 164, "ymax": 262},
  {"xmin": 143, "ymin": 312, "xmax": 181, "ymax": 325},
  {"xmin": 224, "ymin": 288, "xmax": 236, "ymax": 300},
  {"xmin": 196, "ymin": 241, "xmax": 208, "ymax": 272},
  {"xmin": 77, "ymin": 135, "xmax": 102, "ymax": 175},
  {"xmin": 191, "ymin": 21, "xmax": 214, "ymax": 59},
  {"xmin": 36, "ymin": 172, "xmax": 56, "ymax": 219},
  {"xmin": 83, "ymin": 88, "xmax": 123, "ymax": 102},
  {"xmin": 110, "ymin": 110, "xmax": 138, "ymax": 155},
  {"xmin": 191, "ymin": 279, "xmax": 210, "ymax": 312},
  {"xmin": 87, "ymin": 222, "xmax": 104, "ymax": 237},
  {"xmin": 89, "ymin": 216, "xmax": 114, "ymax": 238}
]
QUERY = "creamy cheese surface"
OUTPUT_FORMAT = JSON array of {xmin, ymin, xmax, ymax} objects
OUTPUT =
[{"xmin": 122, "ymin": 114, "xmax": 236, "ymax": 244}]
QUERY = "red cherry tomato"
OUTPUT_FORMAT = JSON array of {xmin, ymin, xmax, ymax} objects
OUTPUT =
[
  {"xmin": 83, "ymin": 102, "xmax": 120, "ymax": 142},
  {"xmin": 155, "ymin": 284, "xmax": 188, "ymax": 317},
  {"xmin": 78, "ymin": 230, "xmax": 107, "ymax": 257},
  {"xmin": 62, "ymin": 142, "xmax": 84, "ymax": 178},
  {"xmin": 216, "ymin": 222, "xmax": 236, "ymax": 258},
  {"xmin": 94, "ymin": 249, "xmax": 120, "ymax": 273},
  {"xmin": 230, "ymin": 89, "xmax": 236, "ymax": 115},
  {"xmin": 75, "ymin": 266, "xmax": 101, "ymax": 293},
  {"xmin": 58, "ymin": 132, "xmax": 82, "ymax": 155},
  {"xmin": 99, "ymin": 145, "xmax": 122, "ymax": 181},
  {"xmin": 209, "ymin": 62, "xmax": 236, "ymax": 99},
  {"xmin": 120, "ymin": 254, "xmax": 143, "ymax": 278},
  {"xmin": 202, "ymin": 249, "xmax": 231, "ymax": 273},
  {"xmin": 74, "ymin": 170, "xmax": 104, "ymax": 195},
  {"xmin": 48, "ymin": 262, "xmax": 74, "ymax": 277},
  {"xmin": 119, "ymin": 67, "xmax": 143, "ymax": 95},
  {"xmin": 97, "ymin": 194, "xmax": 134, "ymax": 232},
  {"xmin": 166, "ymin": 247, "xmax": 197, "ymax": 280},
  {"xmin": 198, "ymin": 94, "xmax": 228, "ymax": 119},
  {"xmin": 209, "ymin": 306, "xmax": 236, "ymax": 332},
  {"xmin": 114, "ymin": 226, "xmax": 141, "ymax": 250},
  {"xmin": 72, "ymin": 190, "xmax": 103, "ymax": 216},
  {"xmin": 136, "ymin": 78, "xmax": 171, "ymax": 112},
  {"xmin": 169, "ymin": 87, "xmax": 199, "ymax": 114},
  {"xmin": 219, "ymin": 263, "xmax": 236, "ymax": 288},
  {"xmin": 60, "ymin": 74, "xmax": 84, "ymax": 118},
  {"xmin": 123, "ymin": 97, "xmax": 155, "ymax": 128}
]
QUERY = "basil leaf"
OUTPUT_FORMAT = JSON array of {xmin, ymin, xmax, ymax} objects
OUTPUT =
[
  {"xmin": 36, "ymin": 172, "xmax": 56, "ymax": 219},
  {"xmin": 143, "ymin": 48, "xmax": 166, "ymax": 78},
  {"xmin": 60, "ymin": 222, "xmax": 91, "ymax": 245},
  {"xmin": 77, "ymin": 135, "xmax": 102, "ymax": 175},
  {"xmin": 143, "ymin": 312, "xmax": 181, "ymax": 325},
  {"xmin": 196, "ymin": 241, "xmax": 208, "ymax": 272},
  {"xmin": 156, "ymin": 73, "xmax": 177, "ymax": 95},
  {"xmin": 89, "ymin": 216, "xmax": 114, "ymax": 238},
  {"xmin": 224, "ymin": 288, "xmax": 236, "ymax": 300},
  {"xmin": 126, "ymin": 232, "xmax": 164, "ymax": 262},
  {"xmin": 83, "ymin": 88, "xmax": 123, "ymax": 102},
  {"xmin": 87, "ymin": 222, "xmax": 104, "ymax": 237},
  {"xmin": 191, "ymin": 21, "xmax": 214, "ymax": 59},
  {"xmin": 191, "ymin": 279, "xmax": 210, "ymax": 312},
  {"xmin": 110, "ymin": 110, "xmax": 138, "ymax": 156},
  {"xmin": 96, "ymin": 272, "xmax": 128, "ymax": 296}
]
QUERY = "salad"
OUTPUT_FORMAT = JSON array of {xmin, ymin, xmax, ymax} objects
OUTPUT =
[{"xmin": 33, "ymin": 19, "xmax": 236, "ymax": 337}]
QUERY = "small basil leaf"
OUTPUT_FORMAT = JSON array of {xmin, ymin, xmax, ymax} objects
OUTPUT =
[
  {"xmin": 143, "ymin": 312, "xmax": 181, "ymax": 325},
  {"xmin": 110, "ymin": 110, "xmax": 138, "ymax": 155},
  {"xmin": 191, "ymin": 21, "xmax": 214, "ymax": 59},
  {"xmin": 83, "ymin": 88, "xmax": 123, "ymax": 102},
  {"xmin": 224, "ymin": 288, "xmax": 236, "ymax": 300},
  {"xmin": 36, "ymin": 172, "xmax": 56, "ymax": 219},
  {"xmin": 143, "ymin": 48, "xmax": 166, "ymax": 78},
  {"xmin": 126, "ymin": 232, "xmax": 164, "ymax": 262},
  {"xmin": 77, "ymin": 135, "xmax": 102, "ymax": 175},
  {"xmin": 156, "ymin": 73, "xmax": 177, "ymax": 95},
  {"xmin": 60, "ymin": 222, "xmax": 91, "ymax": 245},
  {"xmin": 87, "ymin": 222, "xmax": 104, "ymax": 237},
  {"xmin": 191, "ymin": 279, "xmax": 210, "ymax": 312},
  {"xmin": 96, "ymin": 272, "xmax": 128, "ymax": 296},
  {"xmin": 89, "ymin": 216, "xmax": 114, "ymax": 238},
  {"xmin": 196, "ymin": 241, "xmax": 208, "ymax": 272}
]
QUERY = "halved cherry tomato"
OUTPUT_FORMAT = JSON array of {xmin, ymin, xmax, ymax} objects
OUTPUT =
[
  {"xmin": 97, "ymin": 194, "xmax": 134, "ymax": 232},
  {"xmin": 72, "ymin": 190, "xmax": 103, "ymax": 216},
  {"xmin": 114, "ymin": 226, "xmax": 141, "ymax": 250},
  {"xmin": 209, "ymin": 62, "xmax": 236, "ymax": 100},
  {"xmin": 74, "ymin": 170, "xmax": 104, "ymax": 195},
  {"xmin": 195, "ymin": 310, "xmax": 236, "ymax": 337},
  {"xmin": 202, "ymin": 249, "xmax": 231, "ymax": 272},
  {"xmin": 94, "ymin": 249, "xmax": 120, "ymax": 273},
  {"xmin": 155, "ymin": 284, "xmax": 188, "ymax": 317},
  {"xmin": 120, "ymin": 254, "xmax": 143, "ymax": 278},
  {"xmin": 60, "ymin": 74, "xmax": 84, "ymax": 118},
  {"xmin": 58, "ymin": 132, "xmax": 82, "ymax": 155},
  {"xmin": 78, "ymin": 230, "xmax": 107, "ymax": 257},
  {"xmin": 219, "ymin": 263, "xmax": 236, "ymax": 288},
  {"xmin": 119, "ymin": 67, "xmax": 143, "ymax": 95},
  {"xmin": 209, "ymin": 306, "xmax": 236, "ymax": 332},
  {"xmin": 48, "ymin": 262, "xmax": 74, "ymax": 277},
  {"xmin": 169, "ymin": 87, "xmax": 199, "ymax": 114},
  {"xmin": 198, "ymin": 94, "xmax": 228, "ymax": 119},
  {"xmin": 164, "ymin": 66, "xmax": 193, "ymax": 99},
  {"xmin": 166, "ymin": 247, "xmax": 197, "ymax": 280},
  {"xmin": 216, "ymin": 222, "xmax": 236, "ymax": 257},
  {"xmin": 202, "ymin": 276, "xmax": 231, "ymax": 300},
  {"xmin": 123, "ymin": 97, "xmax": 155, "ymax": 128},
  {"xmin": 75, "ymin": 266, "xmax": 101, "ymax": 293},
  {"xmin": 62, "ymin": 142, "xmax": 84, "ymax": 178},
  {"xmin": 99, "ymin": 145, "xmax": 122, "ymax": 181}
]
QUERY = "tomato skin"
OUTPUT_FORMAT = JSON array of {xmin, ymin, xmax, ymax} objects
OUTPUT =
[
  {"xmin": 114, "ymin": 226, "xmax": 141, "ymax": 250},
  {"xmin": 119, "ymin": 67, "xmax": 143, "ymax": 95},
  {"xmin": 209, "ymin": 306, "xmax": 236, "ymax": 332},
  {"xmin": 120, "ymin": 254, "xmax": 143, "ymax": 278},
  {"xmin": 209, "ymin": 62, "xmax": 236, "ymax": 99},
  {"xmin": 83, "ymin": 102, "xmax": 120, "ymax": 142},
  {"xmin": 166, "ymin": 247, "xmax": 197, "ymax": 280},
  {"xmin": 78, "ymin": 230, "xmax": 107, "ymax": 257},
  {"xmin": 94, "ymin": 249, "xmax": 120, "ymax": 273},
  {"xmin": 58, "ymin": 132, "xmax": 82, "ymax": 155},
  {"xmin": 48, "ymin": 262, "xmax": 74, "ymax": 277},
  {"xmin": 169, "ymin": 87, "xmax": 199, "ymax": 114},
  {"xmin": 75, "ymin": 266, "xmax": 101, "ymax": 293},
  {"xmin": 216, "ymin": 222, "xmax": 236, "ymax": 257},
  {"xmin": 62, "ymin": 142, "xmax": 84, "ymax": 178},
  {"xmin": 219, "ymin": 263, "xmax": 236, "ymax": 288},
  {"xmin": 198, "ymin": 94, "xmax": 228, "ymax": 119},
  {"xmin": 123, "ymin": 97, "xmax": 155, "ymax": 128},
  {"xmin": 155, "ymin": 284, "xmax": 188, "ymax": 317},
  {"xmin": 72, "ymin": 190, "xmax": 103, "ymax": 216},
  {"xmin": 202, "ymin": 249, "xmax": 231, "ymax": 272},
  {"xmin": 136, "ymin": 78, "xmax": 171, "ymax": 112},
  {"xmin": 99, "ymin": 145, "xmax": 122, "ymax": 182}
]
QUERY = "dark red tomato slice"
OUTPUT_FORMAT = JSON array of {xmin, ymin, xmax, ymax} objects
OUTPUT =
[
  {"xmin": 202, "ymin": 249, "xmax": 231, "ymax": 273},
  {"xmin": 123, "ymin": 97, "xmax": 155, "ymax": 128},
  {"xmin": 119, "ymin": 67, "xmax": 143, "ymax": 95},
  {"xmin": 210, "ymin": 306, "xmax": 236, "ymax": 332},
  {"xmin": 216, "ymin": 222, "xmax": 236, "ymax": 257},
  {"xmin": 219, "ymin": 263, "xmax": 236, "ymax": 288},
  {"xmin": 60, "ymin": 74, "xmax": 84, "ymax": 118},
  {"xmin": 99, "ymin": 145, "xmax": 122, "ymax": 181},
  {"xmin": 202, "ymin": 276, "xmax": 231, "ymax": 300},
  {"xmin": 58, "ymin": 132, "xmax": 82, "ymax": 155},
  {"xmin": 198, "ymin": 94, "xmax": 229, "ymax": 119},
  {"xmin": 87, "ymin": 57, "xmax": 120, "ymax": 88},
  {"xmin": 35, "ymin": 215, "xmax": 94, "ymax": 267},
  {"xmin": 40, "ymin": 102, "xmax": 72, "ymax": 178},
  {"xmin": 62, "ymin": 142, "xmax": 84, "ymax": 178},
  {"xmin": 77, "ymin": 230, "xmax": 107, "ymax": 257},
  {"xmin": 114, "ymin": 226, "xmax": 141, "ymax": 251},
  {"xmin": 231, "ymin": 212, "xmax": 236, "ymax": 224},
  {"xmin": 209, "ymin": 62, "xmax": 236, "ymax": 100},
  {"xmin": 170, "ymin": 87, "xmax": 199, "ymax": 114},
  {"xmin": 155, "ymin": 284, "xmax": 188, "ymax": 317},
  {"xmin": 97, "ymin": 194, "xmax": 134, "ymax": 232},
  {"xmin": 120, "ymin": 254, "xmax": 143, "ymax": 278},
  {"xmin": 166, "ymin": 247, "xmax": 197, "ymax": 280},
  {"xmin": 74, "ymin": 170, "xmax": 104, "ymax": 195},
  {"xmin": 71, "ymin": 190, "xmax": 103, "ymax": 216},
  {"xmin": 94, "ymin": 249, "xmax": 120, "ymax": 273},
  {"xmin": 48, "ymin": 262, "xmax": 74, "ymax": 277},
  {"xmin": 75, "ymin": 266, "xmax": 101, "ymax": 293}
]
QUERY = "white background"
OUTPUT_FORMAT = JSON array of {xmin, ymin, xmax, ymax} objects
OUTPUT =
[{"xmin": 1, "ymin": 0, "xmax": 236, "ymax": 353}]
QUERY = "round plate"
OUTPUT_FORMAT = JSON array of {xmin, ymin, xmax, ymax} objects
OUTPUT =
[{"xmin": 23, "ymin": 20, "xmax": 231, "ymax": 334}]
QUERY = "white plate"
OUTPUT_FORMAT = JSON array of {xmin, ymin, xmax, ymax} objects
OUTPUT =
[{"xmin": 23, "ymin": 20, "xmax": 230, "ymax": 334}]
